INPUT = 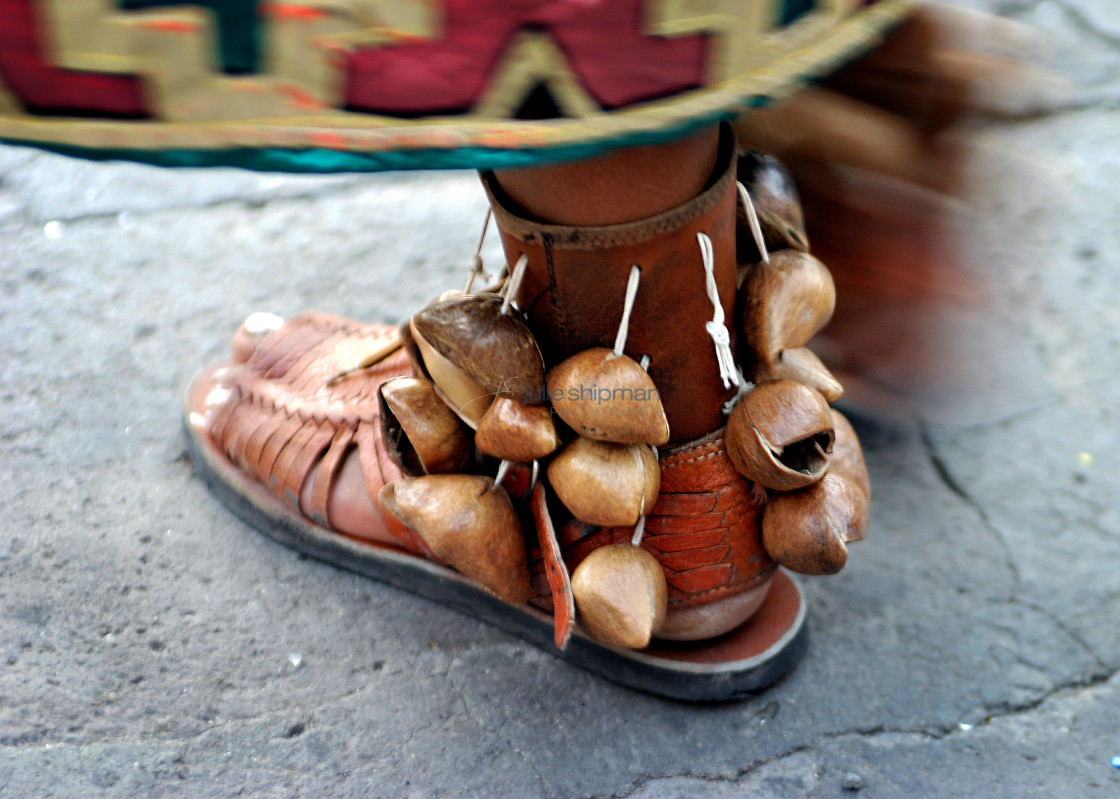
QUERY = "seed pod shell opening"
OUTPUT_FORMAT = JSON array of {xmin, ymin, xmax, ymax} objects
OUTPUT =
[
  {"xmin": 726, "ymin": 380, "xmax": 834, "ymax": 491},
  {"xmin": 379, "ymin": 376, "xmax": 473, "ymax": 475},
  {"xmin": 410, "ymin": 318, "xmax": 493, "ymax": 428}
]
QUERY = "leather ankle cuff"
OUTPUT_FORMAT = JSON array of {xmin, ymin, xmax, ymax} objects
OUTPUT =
[{"xmin": 481, "ymin": 123, "xmax": 740, "ymax": 442}]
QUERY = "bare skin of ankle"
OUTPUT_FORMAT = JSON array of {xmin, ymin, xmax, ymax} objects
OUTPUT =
[{"xmin": 220, "ymin": 124, "xmax": 764, "ymax": 641}]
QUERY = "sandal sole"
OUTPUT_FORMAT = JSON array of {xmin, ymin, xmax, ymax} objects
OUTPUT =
[{"xmin": 184, "ymin": 362, "xmax": 807, "ymax": 701}]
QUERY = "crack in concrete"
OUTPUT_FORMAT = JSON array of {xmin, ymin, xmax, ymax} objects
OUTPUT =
[
  {"xmin": 1015, "ymin": 597, "xmax": 1107, "ymax": 670},
  {"xmin": 599, "ymin": 411, "xmax": 1117, "ymax": 799},
  {"xmin": 918, "ymin": 423, "xmax": 1023, "ymax": 594},
  {"xmin": 916, "ymin": 423, "xmax": 1109, "ymax": 671},
  {"xmin": 913, "ymin": 423, "xmax": 1106, "ymax": 672},
  {"xmin": 604, "ymin": 669, "xmax": 1120, "ymax": 799},
  {"xmin": 602, "ymin": 745, "xmax": 816, "ymax": 798},
  {"xmin": 972, "ymin": 663, "xmax": 1117, "ymax": 722}
]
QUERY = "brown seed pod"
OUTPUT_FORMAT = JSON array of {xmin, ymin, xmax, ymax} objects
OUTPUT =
[
  {"xmin": 378, "ymin": 376, "xmax": 473, "ymax": 476},
  {"xmin": 829, "ymin": 409, "xmax": 871, "ymax": 515},
  {"xmin": 547, "ymin": 348, "xmax": 670, "ymax": 446},
  {"xmin": 397, "ymin": 291, "xmax": 468, "ymax": 377},
  {"xmin": 571, "ymin": 543, "xmax": 667, "ymax": 649},
  {"xmin": 754, "ymin": 347, "xmax": 844, "ymax": 404},
  {"xmin": 738, "ymin": 250, "xmax": 836, "ymax": 362},
  {"xmin": 410, "ymin": 292, "xmax": 545, "ymax": 401},
  {"xmin": 726, "ymin": 380, "xmax": 834, "ymax": 491},
  {"xmin": 378, "ymin": 475, "xmax": 531, "ymax": 605},
  {"xmin": 410, "ymin": 318, "xmax": 493, "ymax": 428},
  {"xmin": 737, "ymin": 149, "xmax": 809, "ymax": 258},
  {"xmin": 761, "ymin": 471, "xmax": 869, "ymax": 575},
  {"xmin": 474, "ymin": 397, "xmax": 559, "ymax": 462},
  {"xmin": 547, "ymin": 438, "xmax": 660, "ymax": 528}
]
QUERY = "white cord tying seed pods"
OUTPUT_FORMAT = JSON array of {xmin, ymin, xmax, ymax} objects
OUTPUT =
[
  {"xmin": 722, "ymin": 367, "xmax": 754, "ymax": 415},
  {"xmin": 494, "ymin": 459, "xmax": 511, "ymax": 487},
  {"xmin": 631, "ymin": 516, "xmax": 647, "ymax": 547},
  {"xmin": 464, "ymin": 208, "xmax": 494, "ymax": 294},
  {"xmin": 631, "ymin": 443, "xmax": 657, "ymax": 547},
  {"xmin": 697, "ymin": 232, "xmax": 740, "ymax": 390},
  {"xmin": 528, "ymin": 459, "xmax": 540, "ymax": 496},
  {"xmin": 737, "ymin": 182, "xmax": 770, "ymax": 264},
  {"xmin": 614, "ymin": 265, "xmax": 642, "ymax": 357},
  {"xmin": 500, "ymin": 254, "xmax": 529, "ymax": 315}
]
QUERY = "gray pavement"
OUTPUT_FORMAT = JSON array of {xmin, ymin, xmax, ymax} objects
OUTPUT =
[{"xmin": 2, "ymin": 2, "xmax": 1120, "ymax": 797}]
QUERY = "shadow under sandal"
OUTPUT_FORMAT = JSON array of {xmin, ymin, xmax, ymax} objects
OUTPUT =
[{"xmin": 184, "ymin": 130, "xmax": 870, "ymax": 701}]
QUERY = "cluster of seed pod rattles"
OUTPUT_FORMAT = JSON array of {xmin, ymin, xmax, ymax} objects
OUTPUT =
[
  {"xmin": 729, "ymin": 151, "xmax": 870, "ymax": 576},
  {"xmin": 375, "ymin": 259, "xmax": 550, "ymax": 609},
  {"xmin": 545, "ymin": 265, "xmax": 670, "ymax": 650},
  {"xmin": 371, "ymin": 237, "xmax": 672, "ymax": 650},
  {"xmin": 367, "ymin": 151, "xmax": 869, "ymax": 651}
]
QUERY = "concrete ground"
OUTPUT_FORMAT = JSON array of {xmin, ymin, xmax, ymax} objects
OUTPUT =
[{"xmin": 2, "ymin": 2, "xmax": 1119, "ymax": 797}]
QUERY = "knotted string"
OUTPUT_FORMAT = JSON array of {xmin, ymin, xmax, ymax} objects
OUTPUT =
[
  {"xmin": 631, "ymin": 515, "xmax": 647, "ymax": 547},
  {"xmin": 737, "ymin": 182, "xmax": 770, "ymax": 264},
  {"xmin": 614, "ymin": 265, "xmax": 642, "ymax": 357},
  {"xmin": 464, "ymin": 208, "xmax": 493, "ymax": 293},
  {"xmin": 500, "ymin": 253, "xmax": 529, "ymax": 315},
  {"xmin": 697, "ymin": 232, "xmax": 740, "ymax": 390},
  {"xmin": 722, "ymin": 366, "xmax": 753, "ymax": 415},
  {"xmin": 494, "ymin": 458, "xmax": 511, "ymax": 487},
  {"xmin": 631, "ymin": 444, "xmax": 657, "ymax": 547},
  {"xmin": 528, "ymin": 459, "xmax": 540, "ymax": 496}
]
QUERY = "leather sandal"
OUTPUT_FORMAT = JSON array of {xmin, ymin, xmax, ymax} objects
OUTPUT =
[{"xmin": 184, "ymin": 125, "xmax": 868, "ymax": 701}]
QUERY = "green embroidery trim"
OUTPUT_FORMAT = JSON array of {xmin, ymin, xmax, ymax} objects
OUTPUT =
[
  {"xmin": 118, "ymin": 0, "xmax": 261, "ymax": 73},
  {"xmin": 1, "ymin": 110, "xmax": 739, "ymax": 173}
]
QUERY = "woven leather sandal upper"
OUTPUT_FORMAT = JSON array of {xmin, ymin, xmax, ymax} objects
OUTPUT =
[{"xmin": 209, "ymin": 312, "xmax": 413, "ymax": 540}]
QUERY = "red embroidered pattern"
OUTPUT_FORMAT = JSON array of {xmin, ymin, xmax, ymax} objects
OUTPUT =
[{"xmin": 0, "ymin": 0, "xmax": 149, "ymax": 117}]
